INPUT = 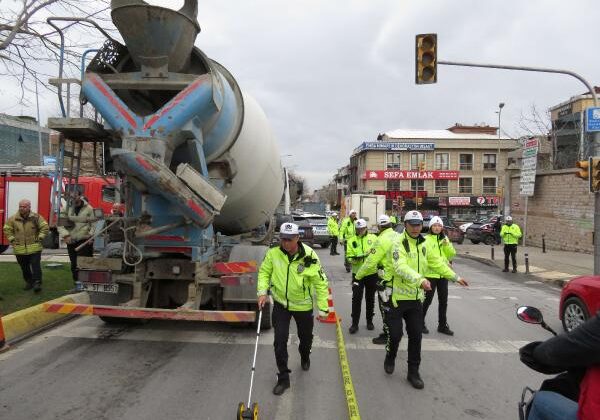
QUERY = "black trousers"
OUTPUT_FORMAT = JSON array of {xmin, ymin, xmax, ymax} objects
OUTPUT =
[
  {"xmin": 351, "ymin": 273, "xmax": 378, "ymax": 326},
  {"xmin": 272, "ymin": 301, "xmax": 313, "ymax": 378},
  {"xmin": 67, "ymin": 239, "xmax": 93, "ymax": 282},
  {"xmin": 377, "ymin": 290, "xmax": 390, "ymax": 339},
  {"xmin": 15, "ymin": 251, "xmax": 42, "ymax": 287},
  {"xmin": 504, "ymin": 244, "xmax": 518, "ymax": 270},
  {"xmin": 423, "ymin": 278, "xmax": 449, "ymax": 326},
  {"xmin": 386, "ymin": 300, "xmax": 423, "ymax": 370},
  {"xmin": 343, "ymin": 242, "xmax": 351, "ymax": 270},
  {"xmin": 329, "ymin": 236, "xmax": 338, "ymax": 255}
]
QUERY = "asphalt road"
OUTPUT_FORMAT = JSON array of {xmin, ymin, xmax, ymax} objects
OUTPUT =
[{"xmin": 0, "ymin": 247, "xmax": 563, "ymax": 420}]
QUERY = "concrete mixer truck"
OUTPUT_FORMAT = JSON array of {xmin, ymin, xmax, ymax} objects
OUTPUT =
[{"xmin": 43, "ymin": 0, "xmax": 284, "ymax": 328}]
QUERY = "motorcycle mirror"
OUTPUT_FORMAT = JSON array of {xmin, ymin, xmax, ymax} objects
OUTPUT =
[{"xmin": 516, "ymin": 306, "xmax": 544, "ymax": 324}]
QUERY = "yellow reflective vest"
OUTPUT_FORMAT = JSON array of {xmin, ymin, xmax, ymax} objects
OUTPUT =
[
  {"xmin": 500, "ymin": 224, "xmax": 522, "ymax": 245},
  {"xmin": 355, "ymin": 227, "xmax": 398, "ymax": 283},
  {"xmin": 257, "ymin": 243, "xmax": 329, "ymax": 312},
  {"xmin": 327, "ymin": 217, "xmax": 339, "ymax": 236},
  {"xmin": 424, "ymin": 233, "xmax": 456, "ymax": 279},
  {"xmin": 338, "ymin": 216, "xmax": 356, "ymax": 241},
  {"xmin": 391, "ymin": 231, "xmax": 458, "ymax": 304},
  {"xmin": 346, "ymin": 233, "xmax": 378, "ymax": 275}
]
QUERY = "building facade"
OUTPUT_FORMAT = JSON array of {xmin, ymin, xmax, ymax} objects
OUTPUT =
[
  {"xmin": 349, "ymin": 124, "xmax": 518, "ymax": 221},
  {"xmin": 0, "ymin": 114, "xmax": 51, "ymax": 166}
]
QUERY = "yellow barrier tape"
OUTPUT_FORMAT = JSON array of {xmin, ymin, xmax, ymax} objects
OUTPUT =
[{"xmin": 335, "ymin": 314, "xmax": 361, "ymax": 420}]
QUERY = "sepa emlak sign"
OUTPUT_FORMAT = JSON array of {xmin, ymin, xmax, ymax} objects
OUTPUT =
[{"xmin": 363, "ymin": 170, "xmax": 459, "ymax": 180}]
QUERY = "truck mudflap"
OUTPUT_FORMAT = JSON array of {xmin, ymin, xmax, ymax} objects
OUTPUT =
[{"xmin": 43, "ymin": 302, "xmax": 256, "ymax": 322}]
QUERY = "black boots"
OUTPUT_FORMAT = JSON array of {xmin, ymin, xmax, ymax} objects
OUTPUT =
[
  {"xmin": 384, "ymin": 354, "xmax": 395, "ymax": 374},
  {"xmin": 348, "ymin": 324, "xmax": 358, "ymax": 334},
  {"xmin": 372, "ymin": 333, "xmax": 387, "ymax": 345},
  {"xmin": 502, "ymin": 268, "xmax": 509, "ymax": 272},
  {"xmin": 422, "ymin": 323, "xmax": 429, "ymax": 334},
  {"xmin": 301, "ymin": 357, "xmax": 310, "ymax": 371},
  {"xmin": 407, "ymin": 368, "xmax": 424, "ymax": 389},
  {"xmin": 437, "ymin": 323, "xmax": 454, "ymax": 336},
  {"xmin": 273, "ymin": 373, "xmax": 290, "ymax": 395},
  {"xmin": 366, "ymin": 321, "xmax": 374, "ymax": 331}
]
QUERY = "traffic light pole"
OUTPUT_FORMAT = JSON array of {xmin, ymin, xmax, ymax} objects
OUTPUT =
[{"xmin": 438, "ymin": 60, "xmax": 600, "ymax": 274}]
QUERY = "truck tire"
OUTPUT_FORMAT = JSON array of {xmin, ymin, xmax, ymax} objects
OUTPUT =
[
  {"xmin": 470, "ymin": 240, "xmax": 480, "ymax": 244},
  {"xmin": 0, "ymin": 245, "xmax": 8, "ymax": 254}
]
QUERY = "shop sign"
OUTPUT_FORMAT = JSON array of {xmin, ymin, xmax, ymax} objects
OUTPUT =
[
  {"xmin": 374, "ymin": 190, "xmax": 428, "ymax": 199},
  {"xmin": 363, "ymin": 170, "xmax": 459, "ymax": 180},
  {"xmin": 354, "ymin": 142, "xmax": 435, "ymax": 153},
  {"xmin": 448, "ymin": 197, "xmax": 471, "ymax": 206}
]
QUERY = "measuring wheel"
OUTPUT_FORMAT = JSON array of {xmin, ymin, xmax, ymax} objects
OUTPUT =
[{"xmin": 237, "ymin": 402, "xmax": 259, "ymax": 419}]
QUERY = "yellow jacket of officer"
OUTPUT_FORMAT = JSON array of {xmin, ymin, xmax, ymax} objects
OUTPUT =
[
  {"xmin": 390, "ymin": 231, "xmax": 458, "ymax": 304},
  {"xmin": 355, "ymin": 227, "xmax": 398, "ymax": 283},
  {"xmin": 346, "ymin": 233, "xmax": 378, "ymax": 275},
  {"xmin": 257, "ymin": 242, "xmax": 329, "ymax": 312},
  {"xmin": 424, "ymin": 233, "xmax": 456, "ymax": 279},
  {"xmin": 500, "ymin": 224, "xmax": 522, "ymax": 245}
]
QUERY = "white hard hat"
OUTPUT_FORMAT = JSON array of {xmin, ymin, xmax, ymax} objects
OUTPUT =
[
  {"xmin": 355, "ymin": 218, "xmax": 367, "ymax": 229},
  {"xmin": 404, "ymin": 210, "xmax": 424, "ymax": 225},
  {"xmin": 378, "ymin": 214, "xmax": 391, "ymax": 226},
  {"xmin": 505, "ymin": 216, "xmax": 513, "ymax": 222},
  {"xmin": 429, "ymin": 216, "xmax": 444, "ymax": 228},
  {"xmin": 332, "ymin": 212, "xmax": 338, "ymax": 216},
  {"xmin": 349, "ymin": 209, "xmax": 357, "ymax": 215},
  {"xmin": 280, "ymin": 223, "xmax": 299, "ymax": 238}
]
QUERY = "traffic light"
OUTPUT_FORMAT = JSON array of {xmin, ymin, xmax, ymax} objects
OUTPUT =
[
  {"xmin": 591, "ymin": 157, "xmax": 600, "ymax": 192},
  {"xmin": 416, "ymin": 196, "xmax": 423, "ymax": 206},
  {"xmin": 415, "ymin": 33, "xmax": 437, "ymax": 84},
  {"xmin": 575, "ymin": 158, "xmax": 590, "ymax": 181}
]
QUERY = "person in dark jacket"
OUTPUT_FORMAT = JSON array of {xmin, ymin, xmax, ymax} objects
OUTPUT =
[{"xmin": 522, "ymin": 312, "xmax": 600, "ymax": 420}]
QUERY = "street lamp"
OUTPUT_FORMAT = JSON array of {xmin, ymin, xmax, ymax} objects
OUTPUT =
[{"xmin": 497, "ymin": 102, "xmax": 505, "ymax": 215}]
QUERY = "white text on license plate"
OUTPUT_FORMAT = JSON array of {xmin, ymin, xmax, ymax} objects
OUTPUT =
[{"xmin": 83, "ymin": 283, "xmax": 119, "ymax": 294}]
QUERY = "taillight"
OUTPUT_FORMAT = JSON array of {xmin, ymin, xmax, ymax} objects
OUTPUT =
[{"xmin": 79, "ymin": 270, "xmax": 112, "ymax": 283}]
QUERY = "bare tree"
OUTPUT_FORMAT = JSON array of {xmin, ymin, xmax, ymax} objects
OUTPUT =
[
  {"xmin": 517, "ymin": 103, "xmax": 552, "ymax": 137},
  {"xmin": 0, "ymin": 0, "xmax": 113, "ymax": 105}
]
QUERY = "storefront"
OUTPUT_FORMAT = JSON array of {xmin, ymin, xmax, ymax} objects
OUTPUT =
[{"xmin": 440, "ymin": 195, "xmax": 500, "ymax": 222}]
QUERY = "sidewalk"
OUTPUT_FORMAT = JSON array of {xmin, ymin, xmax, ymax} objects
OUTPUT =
[
  {"xmin": 455, "ymin": 243, "xmax": 593, "ymax": 286},
  {"xmin": 0, "ymin": 247, "xmax": 70, "ymax": 263}
]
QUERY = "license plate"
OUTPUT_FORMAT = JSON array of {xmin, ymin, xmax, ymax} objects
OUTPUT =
[{"xmin": 83, "ymin": 283, "xmax": 119, "ymax": 294}]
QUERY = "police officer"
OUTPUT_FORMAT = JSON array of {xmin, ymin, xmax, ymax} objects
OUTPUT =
[
  {"xmin": 387, "ymin": 210, "xmax": 468, "ymax": 389},
  {"xmin": 346, "ymin": 218, "xmax": 378, "ymax": 334},
  {"xmin": 339, "ymin": 209, "xmax": 358, "ymax": 272},
  {"xmin": 501, "ymin": 216, "xmax": 522, "ymax": 273},
  {"xmin": 327, "ymin": 212, "xmax": 340, "ymax": 255},
  {"xmin": 257, "ymin": 223, "xmax": 330, "ymax": 396},
  {"xmin": 355, "ymin": 214, "xmax": 398, "ymax": 345},
  {"xmin": 423, "ymin": 216, "xmax": 457, "ymax": 335}
]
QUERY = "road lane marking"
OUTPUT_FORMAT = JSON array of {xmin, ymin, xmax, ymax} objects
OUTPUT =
[
  {"xmin": 30, "ymin": 325, "xmax": 530, "ymax": 354},
  {"xmin": 448, "ymin": 295, "xmax": 462, "ymax": 299},
  {"xmin": 480, "ymin": 296, "xmax": 496, "ymax": 300},
  {"xmin": 525, "ymin": 281, "xmax": 542, "ymax": 285}
]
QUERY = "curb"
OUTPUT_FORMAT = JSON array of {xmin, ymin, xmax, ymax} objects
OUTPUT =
[
  {"xmin": 2, "ymin": 292, "xmax": 89, "ymax": 343},
  {"xmin": 457, "ymin": 253, "xmax": 569, "ymax": 288}
]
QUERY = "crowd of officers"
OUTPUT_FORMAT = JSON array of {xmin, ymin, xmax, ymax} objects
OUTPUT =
[{"xmin": 257, "ymin": 209, "xmax": 470, "ymax": 395}]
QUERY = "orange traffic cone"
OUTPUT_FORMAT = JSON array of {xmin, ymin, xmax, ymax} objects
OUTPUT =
[
  {"xmin": 0, "ymin": 312, "xmax": 9, "ymax": 352},
  {"xmin": 318, "ymin": 287, "xmax": 339, "ymax": 324}
]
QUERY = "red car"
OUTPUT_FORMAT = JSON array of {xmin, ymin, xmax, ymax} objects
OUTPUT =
[{"xmin": 559, "ymin": 275, "xmax": 600, "ymax": 331}]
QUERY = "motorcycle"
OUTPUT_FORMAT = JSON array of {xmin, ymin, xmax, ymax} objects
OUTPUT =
[{"xmin": 515, "ymin": 306, "xmax": 558, "ymax": 420}]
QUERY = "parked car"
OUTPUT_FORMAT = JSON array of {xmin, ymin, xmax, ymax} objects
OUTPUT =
[
  {"xmin": 293, "ymin": 214, "xmax": 329, "ymax": 248},
  {"xmin": 560, "ymin": 275, "xmax": 600, "ymax": 332},
  {"xmin": 423, "ymin": 215, "xmax": 464, "ymax": 244},
  {"xmin": 273, "ymin": 213, "xmax": 314, "ymax": 246},
  {"xmin": 465, "ymin": 216, "xmax": 502, "ymax": 245}
]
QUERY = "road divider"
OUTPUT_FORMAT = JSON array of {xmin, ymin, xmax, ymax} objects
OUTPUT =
[{"xmin": 1, "ymin": 292, "xmax": 89, "ymax": 343}]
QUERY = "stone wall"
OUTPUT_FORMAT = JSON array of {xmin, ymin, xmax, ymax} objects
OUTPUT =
[{"xmin": 509, "ymin": 169, "xmax": 593, "ymax": 253}]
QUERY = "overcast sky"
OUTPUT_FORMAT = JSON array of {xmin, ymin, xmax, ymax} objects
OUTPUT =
[{"xmin": 2, "ymin": 0, "xmax": 600, "ymax": 191}]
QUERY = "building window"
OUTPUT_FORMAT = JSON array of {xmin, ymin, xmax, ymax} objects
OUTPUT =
[
  {"xmin": 386, "ymin": 152, "xmax": 401, "ymax": 169},
  {"xmin": 483, "ymin": 177, "xmax": 497, "ymax": 194},
  {"xmin": 410, "ymin": 180, "xmax": 425, "ymax": 191},
  {"xmin": 435, "ymin": 180, "xmax": 449, "ymax": 194},
  {"xmin": 435, "ymin": 153, "xmax": 449, "ymax": 170},
  {"xmin": 459, "ymin": 177, "xmax": 472, "ymax": 194},
  {"xmin": 387, "ymin": 180, "xmax": 400, "ymax": 191},
  {"xmin": 411, "ymin": 153, "xmax": 426, "ymax": 170},
  {"xmin": 483, "ymin": 154, "xmax": 497, "ymax": 170},
  {"xmin": 459, "ymin": 154, "xmax": 473, "ymax": 171}
]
